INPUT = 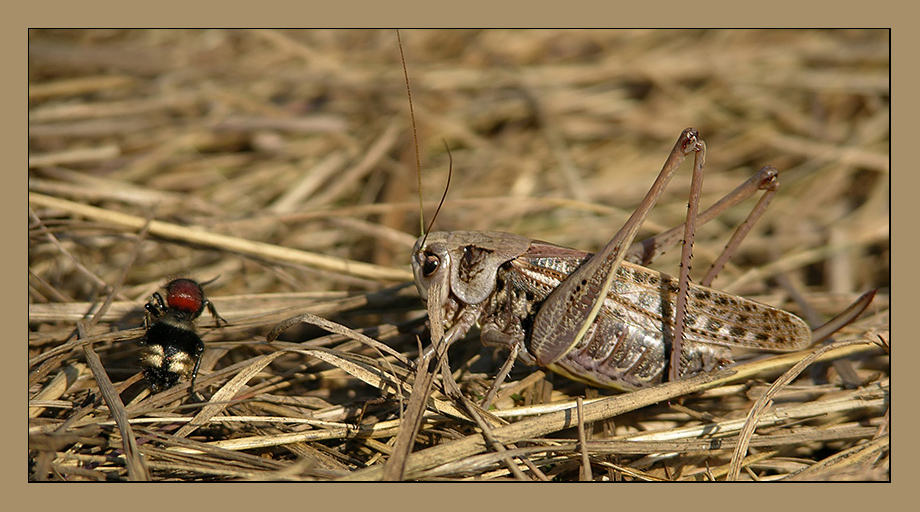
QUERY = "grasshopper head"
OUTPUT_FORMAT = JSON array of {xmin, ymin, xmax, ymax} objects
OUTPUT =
[
  {"xmin": 412, "ymin": 232, "xmax": 452, "ymax": 308},
  {"xmin": 413, "ymin": 231, "xmax": 532, "ymax": 307}
]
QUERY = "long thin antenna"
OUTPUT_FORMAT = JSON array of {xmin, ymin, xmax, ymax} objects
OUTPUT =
[
  {"xmin": 398, "ymin": 30, "xmax": 451, "ymax": 249},
  {"xmin": 396, "ymin": 30, "xmax": 424, "ymax": 237},
  {"xmin": 425, "ymin": 141, "xmax": 452, "ymax": 238}
]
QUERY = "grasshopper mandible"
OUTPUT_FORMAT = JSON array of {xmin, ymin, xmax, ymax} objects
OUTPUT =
[{"xmin": 411, "ymin": 128, "xmax": 813, "ymax": 391}]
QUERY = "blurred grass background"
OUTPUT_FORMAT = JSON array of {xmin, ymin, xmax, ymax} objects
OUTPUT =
[{"xmin": 29, "ymin": 29, "xmax": 888, "ymax": 481}]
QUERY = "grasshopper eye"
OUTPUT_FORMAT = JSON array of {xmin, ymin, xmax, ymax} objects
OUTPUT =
[{"xmin": 422, "ymin": 253, "xmax": 440, "ymax": 277}]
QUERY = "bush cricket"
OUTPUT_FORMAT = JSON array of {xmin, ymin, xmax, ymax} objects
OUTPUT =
[{"xmin": 401, "ymin": 38, "xmax": 873, "ymax": 397}]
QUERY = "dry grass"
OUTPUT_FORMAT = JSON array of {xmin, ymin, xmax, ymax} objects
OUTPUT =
[{"xmin": 29, "ymin": 29, "xmax": 888, "ymax": 481}]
